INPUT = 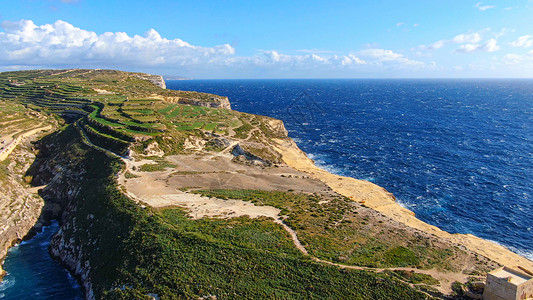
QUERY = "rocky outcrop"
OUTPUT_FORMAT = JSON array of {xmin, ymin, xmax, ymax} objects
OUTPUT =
[
  {"xmin": 231, "ymin": 143, "xmax": 283, "ymax": 166},
  {"xmin": 177, "ymin": 96, "xmax": 231, "ymax": 109},
  {"xmin": 134, "ymin": 73, "xmax": 166, "ymax": 89},
  {"xmin": 266, "ymin": 118, "xmax": 288, "ymax": 137},
  {"xmin": 0, "ymin": 137, "xmax": 48, "ymax": 278}
]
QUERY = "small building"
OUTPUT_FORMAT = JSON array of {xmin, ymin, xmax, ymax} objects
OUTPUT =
[{"xmin": 484, "ymin": 266, "xmax": 533, "ymax": 300}]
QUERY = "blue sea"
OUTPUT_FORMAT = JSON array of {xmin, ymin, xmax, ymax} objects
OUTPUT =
[
  {"xmin": 167, "ymin": 79, "xmax": 533, "ymax": 260},
  {"xmin": 0, "ymin": 221, "xmax": 83, "ymax": 299}
]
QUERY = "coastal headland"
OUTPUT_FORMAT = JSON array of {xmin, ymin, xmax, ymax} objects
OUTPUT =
[{"xmin": 0, "ymin": 69, "xmax": 531, "ymax": 299}]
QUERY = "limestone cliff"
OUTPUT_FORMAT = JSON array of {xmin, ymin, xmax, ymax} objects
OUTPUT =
[
  {"xmin": 0, "ymin": 138, "xmax": 45, "ymax": 278},
  {"xmin": 27, "ymin": 127, "xmax": 94, "ymax": 298},
  {"xmin": 177, "ymin": 95, "xmax": 231, "ymax": 109},
  {"xmin": 133, "ymin": 73, "xmax": 166, "ymax": 89}
]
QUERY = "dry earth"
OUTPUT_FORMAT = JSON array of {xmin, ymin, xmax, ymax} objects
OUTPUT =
[{"xmin": 117, "ymin": 140, "xmax": 511, "ymax": 294}]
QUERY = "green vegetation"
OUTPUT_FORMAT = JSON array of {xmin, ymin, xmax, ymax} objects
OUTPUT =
[
  {"xmin": 124, "ymin": 171, "xmax": 139, "ymax": 179},
  {"xmin": 1, "ymin": 69, "xmax": 451, "ymax": 298},
  {"xmin": 1, "ymin": 69, "xmax": 287, "ymax": 160},
  {"xmin": 386, "ymin": 270, "xmax": 440, "ymax": 285},
  {"xmin": 192, "ymin": 189, "xmax": 463, "ymax": 270},
  {"xmin": 0, "ymin": 69, "xmax": 244, "ymax": 156},
  {"xmin": 138, "ymin": 161, "xmax": 177, "ymax": 172},
  {"xmin": 31, "ymin": 126, "xmax": 429, "ymax": 299},
  {"xmin": 233, "ymin": 122, "xmax": 253, "ymax": 139}
]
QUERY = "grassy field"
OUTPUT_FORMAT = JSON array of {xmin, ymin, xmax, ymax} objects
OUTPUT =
[
  {"xmin": 30, "ymin": 125, "xmax": 429, "ymax": 299},
  {"xmin": 191, "ymin": 189, "xmax": 473, "ymax": 271}
]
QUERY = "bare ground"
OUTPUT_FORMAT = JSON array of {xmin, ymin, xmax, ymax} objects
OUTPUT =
[{"xmin": 118, "ymin": 147, "xmax": 495, "ymax": 295}]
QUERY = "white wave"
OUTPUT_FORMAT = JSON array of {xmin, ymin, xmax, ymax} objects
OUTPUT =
[
  {"xmin": 306, "ymin": 153, "xmax": 344, "ymax": 176},
  {"xmin": 0, "ymin": 276, "xmax": 15, "ymax": 292},
  {"xmin": 508, "ymin": 246, "xmax": 533, "ymax": 261},
  {"xmin": 484, "ymin": 239, "xmax": 533, "ymax": 261}
]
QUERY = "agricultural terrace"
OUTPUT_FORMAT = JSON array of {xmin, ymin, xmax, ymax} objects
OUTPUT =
[{"xmin": 0, "ymin": 69, "xmax": 276, "ymax": 158}]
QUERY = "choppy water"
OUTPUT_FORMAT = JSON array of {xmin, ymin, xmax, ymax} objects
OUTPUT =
[
  {"xmin": 167, "ymin": 79, "xmax": 533, "ymax": 260},
  {"xmin": 0, "ymin": 221, "xmax": 83, "ymax": 299}
]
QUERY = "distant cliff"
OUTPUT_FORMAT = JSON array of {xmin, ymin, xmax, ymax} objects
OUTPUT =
[{"xmin": 133, "ymin": 73, "xmax": 166, "ymax": 89}]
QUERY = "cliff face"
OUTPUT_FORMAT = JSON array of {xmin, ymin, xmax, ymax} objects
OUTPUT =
[
  {"xmin": 0, "ymin": 139, "xmax": 44, "ymax": 278},
  {"xmin": 177, "ymin": 95, "xmax": 231, "ymax": 109},
  {"xmin": 133, "ymin": 73, "xmax": 166, "ymax": 89},
  {"xmin": 49, "ymin": 209, "xmax": 95, "ymax": 300},
  {"xmin": 26, "ymin": 126, "xmax": 96, "ymax": 298}
]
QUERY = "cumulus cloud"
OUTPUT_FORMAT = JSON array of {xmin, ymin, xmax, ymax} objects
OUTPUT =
[
  {"xmin": 475, "ymin": 2, "xmax": 496, "ymax": 11},
  {"xmin": 415, "ymin": 30, "xmax": 501, "ymax": 54},
  {"xmin": 0, "ymin": 19, "xmax": 428, "ymax": 77},
  {"xmin": 0, "ymin": 19, "xmax": 235, "ymax": 68},
  {"xmin": 357, "ymin": 49, "xmax": 424, "ymax": 67},
  {"xmin": 510, "ymin": 35, "xmax": 533, "ymax": 48},
  {"xmin": 243, "ymin": 50, "xmax": 367, "ymax": 70},
  {"xmin": 416, "ymin": 40, "xmax": 446, "ymax": 51},
  {"xmin": 454, "ymin": 38, "xmax": 499, "ymax": 53},
  {"xmin": 452, "ymin": 32, "xmax": 482, "ymax": 44},
  {"xmin": 503, "ymin": 50, "xmax": 533, "ymax": 64}
]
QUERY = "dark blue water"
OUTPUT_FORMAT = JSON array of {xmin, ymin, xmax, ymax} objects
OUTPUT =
[
  {"xmin": 0, "ymin": 221, "xmax": 83, "ymax": 299},
  {"xmin": 167, "ymin": 79, "xmax": 533, "ymax": 259}
]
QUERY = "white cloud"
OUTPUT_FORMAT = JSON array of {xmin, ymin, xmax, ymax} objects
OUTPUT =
[
  {"xmin": 359, "ymin": 49, "xmax": 403, "ymax": 61},
  {"xmin": 503, "ymin": 50, "xmax": 533, "ymax": 64},
  {"xmin": 510, "ymin": 35, "xmax": 533, "ymax": 48},
  {"xmin": 415, "ymin": 32, "xmax": 482, "ymax": 51},
  {"xmin": 357, "ymin": 49, "xmax": 424, "ymax": 67},
  {"xmin": 249, "ymin": 50, "xmax": 367, "ymax": 69},
  {"xmin": 0, "ymin": 20, "xmax": 423, "ymax": 75},
  {"xmin": 454, "ymin": 38, "xmax": 500, "ymax": 53},
  {"xmin": 452, "ymin": 32, "xmax": 482, "ymax": 44},
  {"xmin": 396, "ymin": 22, "xmax": 405, "ymax": 27},
  {"xmin": 415, "ymin": 30, "xmax": 503, "ymax": 54},
  {"xmin": 296, "ymin": 49, "xmax": 335, "ymax": 54},
  {"xmin": 0, "ymin": 19, "xmax": 427, "ymax": 77},
  {"xmin": 0, "ymin": 19, "xmax": 235, "ymax": 68},
  {"xmin": 475, "ymin": 2, "xmax": 496, "ymax": 11}
]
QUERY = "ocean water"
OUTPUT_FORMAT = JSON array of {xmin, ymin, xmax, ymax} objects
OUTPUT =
[
  {"xmin": 167, "ymin": 79, "xmax": 533, "ymax": 260},
  {"xmin": 0, "ymin": 221, "xmax": 83, "ymax": 299}
]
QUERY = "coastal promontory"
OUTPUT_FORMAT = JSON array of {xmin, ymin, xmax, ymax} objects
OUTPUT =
[{"xmin": 0, "ymin": 69, "xmax": 531, "ymax": 299}]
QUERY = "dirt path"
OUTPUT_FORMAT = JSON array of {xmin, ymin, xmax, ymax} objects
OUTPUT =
[
  {"xmin": 113, "ymin": 136, "xmax": 479, "ymax": 295},
  {"xmin": 118, "ymin": 153, "xmax": 462, "ymax": 295},
  {"xmin": 271, "ymin": 138, "xmax": 533, "ymax": 271},
  {"xmin": 275, "ymin": 217, "xmax": 462, "ymax": 294}
]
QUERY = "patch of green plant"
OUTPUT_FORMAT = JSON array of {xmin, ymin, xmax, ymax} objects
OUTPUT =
[
  {"xmin": 138, "ymin": 161, "xmax": 177, "ymax": 172},
  {"xmin": 385, "ymin": 270, "xmax": 440, "ymax": 285},
  {"xmin": 124, "ymin": 171, "xmax": 139, "ymax": 178},
  {"xmin": 192, "ymin": 189, "xmax": 461, "ymax": 270},
  {"xmin": 203, "ymin": 122, "xmax": 218, "ymax": 131},
  {"xmin": 233, "ymin": 122, "xmax": 252, "ymax": 139}
]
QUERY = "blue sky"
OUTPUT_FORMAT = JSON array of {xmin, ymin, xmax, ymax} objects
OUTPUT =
[{"xmin": 1, "ymin": 0, "xmax": 532, "ymax": 78}]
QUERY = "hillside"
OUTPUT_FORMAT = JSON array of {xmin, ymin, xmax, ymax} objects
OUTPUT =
[{"xmin": 0, "ymin": 69, "xmax": 522, "ymax": 299}]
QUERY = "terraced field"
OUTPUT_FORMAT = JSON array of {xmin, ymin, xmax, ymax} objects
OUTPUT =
[
  {"xmin": 0, "ymin": 100, "xmax": 55, "ymax": 161},
  {"xmin": 0, "ymin": 70, "xmax": 266, "ymax": 158},
  {"xmin": 0, "ymin": 69, "xmax": 288, "ymax": 161}
]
